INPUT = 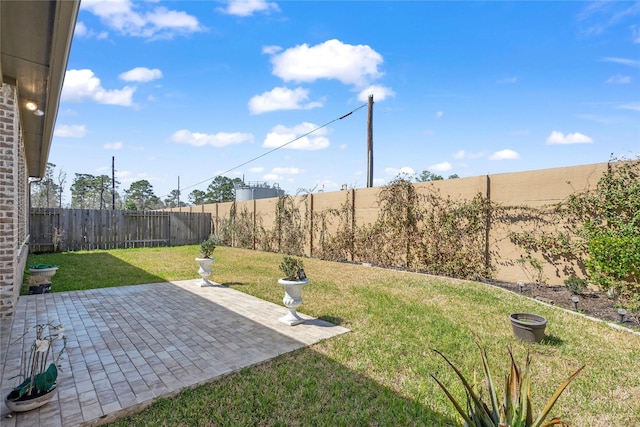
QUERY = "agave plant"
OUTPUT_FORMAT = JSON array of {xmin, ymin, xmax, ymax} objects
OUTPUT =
[{"xmin": 431, "ymin": 341, "xmax": 584, "ymax": 427}]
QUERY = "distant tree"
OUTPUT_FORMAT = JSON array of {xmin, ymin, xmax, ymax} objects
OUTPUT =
[
  {"xmin": 31, "ymin": 163, "xmax": 65, "ymax": 208},
  {"xmin": 416, "ymin": 170, "xmax": 444, "ymax": 182},
  {"xmin": 124, "ymin": 180, "xmax": 162, "ymax": 210},
  {"xmin": 447, "ymin": 174, "xmax": 460, "ymax": 179},
  {"xmin": 70, "ymin": 173, "xmax": 119, "ymax": 209},
  {"xmin": 123, "ymin": 199, "xmax": 138, "ymax": 211},
  {"xmin": 164, "ymin": 189, "xmax": 187, "ymax": 208},
  {"xmin": 188, "ymin": 189, "xmax": 209, "ymax": 206},
  {"xmin": 206, "ymin": 176, "xmax": 243, "ymax": 202}
]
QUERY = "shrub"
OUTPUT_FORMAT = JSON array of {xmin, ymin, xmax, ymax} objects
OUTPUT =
[
  {"xmin": 279, "ymin": 256, "xmax": 306, "ymax": 281},
  {"xmin": 564, "ymin": 275, "xmax": 588, "ymax": 294},
  {"xmin": 199, "ymin": 235, "xmax": 218, "ymax": 258}
]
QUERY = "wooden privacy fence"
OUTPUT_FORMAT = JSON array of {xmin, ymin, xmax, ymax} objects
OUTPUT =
[{"xmin": 30, "ymin": 208, "xmax": 212, "ymax": 252}]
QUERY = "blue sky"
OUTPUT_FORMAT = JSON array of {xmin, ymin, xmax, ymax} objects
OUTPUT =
[{"xmin": 51, "ymin": 0, "xmax": 640, "ymax": 202}]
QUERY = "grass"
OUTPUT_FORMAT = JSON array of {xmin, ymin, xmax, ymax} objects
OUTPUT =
[{"xmin": 26, "ymin": 246, "xmax": 640, "ymax": 426}]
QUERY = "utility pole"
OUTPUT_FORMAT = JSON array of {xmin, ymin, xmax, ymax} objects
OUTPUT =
[
  {"xmin": 178, "ymin": 176, "xmax": 181, "ymax": 212},
  {"xmin": 366, "ymin": 94, "xmax": 374, "ymax": 188},
  {"xmin": 111, "ymin": 156, "xmax": 115, "ymax": 210}
]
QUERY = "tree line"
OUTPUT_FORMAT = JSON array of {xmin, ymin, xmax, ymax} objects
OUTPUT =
[
  {"xmin": 31, "ymin": 163, "xmax": 242, "ymax": 210},
  {"xmin": 31, "ymin": 163, "xmax": 458, "ymax": 210}
]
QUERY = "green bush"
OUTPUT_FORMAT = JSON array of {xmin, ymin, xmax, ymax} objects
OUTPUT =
[{"xmin": 564, "ymin": 275, "xmax": 589, "ymax": 294}]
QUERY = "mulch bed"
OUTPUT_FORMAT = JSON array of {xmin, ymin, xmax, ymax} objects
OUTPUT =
[{"xmin": 487, "ymin": 280, "xmax": 639, "ymax": 331}]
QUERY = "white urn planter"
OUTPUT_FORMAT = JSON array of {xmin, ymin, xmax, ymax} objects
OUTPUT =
[
  {"xmin": 277, "ymin": 278, "xmax": 309, "ymax": 326},
  {"xmin": 195, "ymin": 257, "xmax": 215, "ymax": 286},
  {"xmin": 5, "ymin": 385, "xmax": 57, "ymax": 412},
  {"xmin": 28, "ymin": 265, "xmax": 58, "ymax": 283}
]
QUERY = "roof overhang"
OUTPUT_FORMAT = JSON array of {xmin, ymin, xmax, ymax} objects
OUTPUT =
[{"xmin": 1, "ymin": 0, "xmax": 80, "ymax": 178}]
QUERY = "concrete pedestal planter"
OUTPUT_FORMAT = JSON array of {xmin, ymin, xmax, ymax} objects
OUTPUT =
[
  {"xmin": 509, "ymin": 313, "xmax": 547, "ymax": 343},
  {"xmin": 278, "ymin": 278, "xmax": 309, "ymax": 326},
  {"xmin": 28, "ymin": 264, "xmax": 58, "ymax": 283},
  {"xmin": 195, "ymin": 258, "xmax": 215, "ymax": 286}
]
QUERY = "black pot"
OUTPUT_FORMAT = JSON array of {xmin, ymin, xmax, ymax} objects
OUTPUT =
[
  {"xmin": 509, "ymin": 313, "xmax": 547, "ymax": 343},
  {"xmin": 29, "ymin": 282, "xmax": 51, "ymax": 294}
]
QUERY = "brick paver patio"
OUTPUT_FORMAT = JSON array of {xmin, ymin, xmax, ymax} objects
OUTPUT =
[{"xmin": 0, "ymin": 280, "xmax": 349, "ymax": 426}]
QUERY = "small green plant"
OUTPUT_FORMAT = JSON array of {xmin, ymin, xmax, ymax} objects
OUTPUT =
[
  {"xmin": 516, "ymin": 256, "xmax": 547, "ymax": 284},
  {"xmin": 279, "ymin": 255, "xmax": 306, "ymax": 281},
  {"xmin": 9, "ymin": 322, "xmax": 68, "ymax": 399},
  {"xmin": 564, "ymin": 275, "xmax": 588, "ymax": 294},
  {"xmin": 431, "ymin": 341, "xmax": 584, "ymax": 427},
  {"xmin": 199, "ymin": 235, "xmax": 218, "ymax": 258}
]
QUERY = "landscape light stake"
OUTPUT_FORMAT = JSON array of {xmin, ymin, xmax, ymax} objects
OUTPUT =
[
  {"xmin": 571, "ymin": 296, "xmax": 579, "ymax": 311},
  {"xmin": 618, "ymin": 308, "xmax": 627, "ymax": 323}
]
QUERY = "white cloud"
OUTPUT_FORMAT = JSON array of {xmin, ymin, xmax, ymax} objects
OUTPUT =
[
  {"xmin": 262, "ymin": 45, "xmax": 282, "ymax": 55},
  {"xmin": 262, "ymin": 123, "xmax": 330, "ymax": 150},
  {"xmin": 249, "ymin": 167, "xmax": 264, "ymax": 173},
  {"xmin": 171, "ymin": 129, "xmax": 253, "ymax": 147},
  {"xmin": 436, "ymin": 111, "xmax": 444, "ymax": 119},
  {"xmin": 429, "ymin": 162, "xmax": 452, "ymax": 172},
  {"xmin": 453, "ymin": 150, "xmax": 485, "ymax": 159},
  {"xmin": 616, "ymin": 102, "xmax": 640, "ymax": 112},
  {"xmin": 119, "ymin": 67, "xmax": 163, "ymax": 82},
  {"xmin": 80, "ymin": 0, "xmax": 203, "ymax": 39},
  {"xmin": 219, "ymin": 0, "xmax": 280, "ymax": 16},
  {"xmin": 272, "ymin": 167, "xmax": 304, "ymax": 175},
  {"xmin": 248, "ymin": 87, "xmax": 323, "ymax": 114},
  {"xmin": 74, "ymin": 21, "xmax": 108, "ymax": 39},
  {"xmin": 54, "ymin": 124, "xmax": 87, "ymax": 138},
  {"xmin": 605, "ymin": 74, "xmax": 631, "ymax": 84},
  {"xmin": 546, "ymin": 131, "xmax": 594, "ymax": 145},
  {"xmin": 356, "ymin": 85, "xmax": 395, "ymax": 102},
  {"xmin": 269, "ymin": 39, "xmax": 384, "ymax": 87},
  {"xmin": 62, "ymin": 69, "xmax": 136, "ymax": 106},
  {"xmin": 104, "ymin": 141, "xmax": 123, "ymax": 150},
  {"xmin": 633, "ymin": 25, "xmax": 640, "ymax": 43},
  {"xmin": 385, "ymin": 166, "xmax": 415, "ymax": 177},
  {"xmin": 489, "ymin": 149, "xmax": 520, "ymax": 160},
  {"xmin": 74, "ymin": 21, "xmax": 88, "ymax": 37},
  {"xmin": 601, "ymin": 57, "xmax": 640, "ymax": 68},
  {"xmin": 497, "ymin": 77, "xmax": 519, "ymax": 84}
]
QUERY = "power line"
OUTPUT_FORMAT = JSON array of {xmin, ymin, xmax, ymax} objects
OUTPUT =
[{"xmin": 170, "ymin": 103, "xmax": 367, "ymax": 198}]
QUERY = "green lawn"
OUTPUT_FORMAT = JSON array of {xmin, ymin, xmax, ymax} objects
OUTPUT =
[{"xmin": 26, "ymin": 246, "xmax": 640, "ymax": 426}]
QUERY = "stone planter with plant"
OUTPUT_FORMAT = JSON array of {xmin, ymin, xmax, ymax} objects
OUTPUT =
[
  {"xmin": 196, "ymin": 235, "xmax": 218, "ymax": 286},
  {"xmin": 277, "ymin": 256, "xmax": 308, "ymax": 325}
]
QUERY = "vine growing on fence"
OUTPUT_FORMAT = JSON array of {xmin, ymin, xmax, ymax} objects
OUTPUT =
[{"xmin": 510, "ymin": 157, "xmax": 640, "ymax": 315}]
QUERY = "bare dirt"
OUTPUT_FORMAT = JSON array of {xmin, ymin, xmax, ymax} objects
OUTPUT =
[{"xmin": 487, "ymin": 280, "xmax": 639, "ymax": 331}]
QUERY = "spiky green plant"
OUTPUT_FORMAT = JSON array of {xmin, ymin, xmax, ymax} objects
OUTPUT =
[
  {"xmin": 279, "ymin": 256, "xmax": 306, "ymax": 281},
  {"xmin": 431, "ymin": 341, "xmax": 584, "ymax": 427}
]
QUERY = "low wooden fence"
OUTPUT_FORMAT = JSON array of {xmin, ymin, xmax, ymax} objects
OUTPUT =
[{"xmin": 30, "ymin": 208, "xmax": 212, "ymax": 252}]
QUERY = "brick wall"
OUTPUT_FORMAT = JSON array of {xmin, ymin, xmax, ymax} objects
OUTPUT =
[{"xmin": 0, "ymin": 83, "xmax": 29, "ymax": 318}]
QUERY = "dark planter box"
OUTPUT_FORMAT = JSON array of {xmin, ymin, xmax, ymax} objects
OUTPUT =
[
  {"xmin": 29, "ymin": 283, "xmax": 52, "ymax": 294},
  {"xmin": 509, "ymin": 313, "xmax": 547, "ymax": 343}
]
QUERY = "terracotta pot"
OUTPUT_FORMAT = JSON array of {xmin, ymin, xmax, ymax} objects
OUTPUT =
[{"xmin": 509, "ymin": 313, "xmax": 547, "ymax": 343}]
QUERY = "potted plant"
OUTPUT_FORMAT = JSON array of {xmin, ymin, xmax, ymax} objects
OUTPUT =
[
  {"xmin": 5, "ymin": 322, "xmax": 68, "ymax": 413},
  {"xmin": 509, "ymin": 312, "xmax": 547, "ymax": 343},
  {"xmin": 27, "ymin": 263, "xmax": 59, "ymax": 294},
  {"xmin": 277, "ymin": 256, "xmax": 309, "ymax": 325},
  {"xmin": 196, "ymin": 235, "xmax": 218, "ymax": 286}
]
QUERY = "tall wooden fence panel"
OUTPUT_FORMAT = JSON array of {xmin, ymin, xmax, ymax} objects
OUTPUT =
[{"xmin": 30, "ymin": 209, "xmax": 212, "ymax": 252}]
